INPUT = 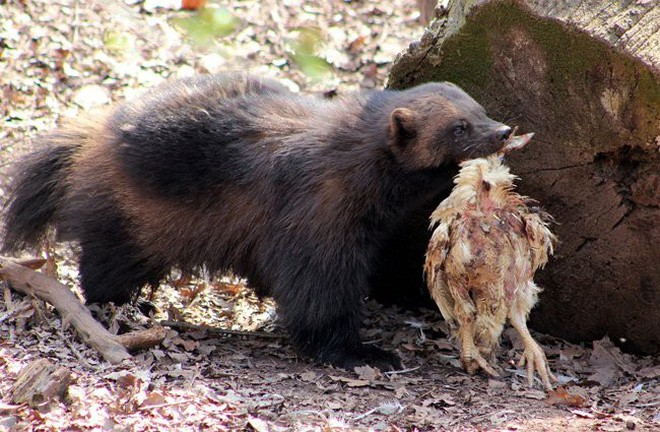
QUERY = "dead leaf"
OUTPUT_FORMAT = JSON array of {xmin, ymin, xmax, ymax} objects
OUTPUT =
[
  {"xmin": 570, "ymin": 409, "xmax": 595, "ymax": 419},
  {"xmin": 636, "ymin": 364, "xmax": 660, "ymax": 379},
  {"xmin": 180, "ymin": 283, "xmax": 206, "ymax": 303},
  {"xmin": 179, "ymin": 338, "xmax": 199, "ymax": 352},
  {"xmin": 401, "ymin": 343, "xmax": 423, "ymax": 352},
  {"xmin": 171, "ymin": 273, "xmax": 192, "ymax": 288},
  {"xmin": 489, "ymin": 409, "xmax": 517, "ymax": 425},
  {"xmin": 559, "ymin": 345, "xmax": 584, "ymax": 362},
  {"xmin": 299, "ymin": 371, "xmax": 318, "ymax": 382},
  {"xmin": 212, "ymin": 281, "xmax": 243, "ymax": 295},
  {"xmin": 616, "ymin": 390, "xmax": 639, "ymax": 407},
  {"xmin": 546, "ymin": 387, "xmax": 587, "ymax": 407},
  {"xmin": 347, "ymin": 35, "xmax": 366, "ymax": 54},
  {"xmin": 432, "ymin": 339, "xmax": 455, "ymax": 351},
  {"xmin": 247, "ymin": 416, "xmax": 269, "ymax": 432},
  {"xmin": 329, "ymin": 375, "xmax": 370, "ymax": 388},
  {"xmin": 394, "ymin": 385, "xmax": 408, "ymax": 399},
  {"xmin": 114, "ymin": 373, "xmax": 139, "ymax": 389},
  {"xmin": 141, "ymin": 392, "xmax": 167, "ymax": 408},
  {"xmin": 426, "ymin": 392, "xmax": 456, "ymax": 406},
  {"xmin": 522, "ymin": 389, "xmax": 547, "ymax": 400},
  {"xmin": 354, "ymin": 365, "xmax": 382, "ymax": 381},
  {"xmin": 488, "ymin": 378, "xmax": 507, "ymax": 389},
  {"xmin": 588, "ymin": 337, "xmax": 624, "ymax": 386},
  {"xmin": 592, "ymin": 336, "xmax": 637, "ymax": 373},
  {"xmin": 72, "ymin": 85, "xmax": 111, "ymax": 110},
  {"xmin": 360, "ymin": 63, "xmax": 378, "ymax": 88},
  {"xmin": 587, "ymin": 365, "xmax": 620, "ymax": 387}
]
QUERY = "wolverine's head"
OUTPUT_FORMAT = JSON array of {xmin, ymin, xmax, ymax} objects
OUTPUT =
[{"xmin": 387, "ymin": 82, "xmax": 511, "ymax": 170}]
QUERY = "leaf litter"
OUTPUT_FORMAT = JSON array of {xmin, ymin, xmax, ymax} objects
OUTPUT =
[{"xmin": 1, "ymin": 0, "xmax": 658, "ymax": 431}]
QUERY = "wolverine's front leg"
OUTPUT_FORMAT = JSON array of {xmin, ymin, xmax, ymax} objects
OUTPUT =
[{"xmin": 273, "ymin": 269, "xmax": 402, "ymax": 371}]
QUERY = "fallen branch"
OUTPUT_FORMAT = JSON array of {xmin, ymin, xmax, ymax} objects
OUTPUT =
[
  {"xmin": 0, "ymin": 256, "xmax": 166, "ymax": 364},
  {"xmin": 116, "ymin": 326, "xmax": 168, "ymax": 351}
]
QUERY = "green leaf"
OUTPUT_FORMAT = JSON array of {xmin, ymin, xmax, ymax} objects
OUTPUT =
[
  {"xmin": 289, "ymin": 27, "xmax": 333, "ymax": 80},
  {"xmin": 171, "ymin": 6, "xmax": 239, "ymax": 47}
]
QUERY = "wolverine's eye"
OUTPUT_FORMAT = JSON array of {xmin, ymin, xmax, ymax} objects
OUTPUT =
[{"xmin": 453, "ymin": 121, "xmax": 468, "ymax": 137}]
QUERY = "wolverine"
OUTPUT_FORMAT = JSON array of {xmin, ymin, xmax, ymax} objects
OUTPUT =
[{"xmin": 2, "ymin": 73, "xmax": 512, "ymax": 370}]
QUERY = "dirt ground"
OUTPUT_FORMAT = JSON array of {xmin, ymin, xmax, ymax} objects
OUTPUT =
[{"xmin": 0, "ymin": 1, "xmax": 658, "ymax": 431}]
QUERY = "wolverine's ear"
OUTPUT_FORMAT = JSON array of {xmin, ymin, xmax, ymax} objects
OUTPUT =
[{"xmin": 389, "ymin": 108, "xmax": 417, "ymax": 145}]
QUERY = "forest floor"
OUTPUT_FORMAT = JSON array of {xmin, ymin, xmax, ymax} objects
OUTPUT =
[{"xmin": 0, "ymin": 1, "xmax": 658, "ymax": 431}]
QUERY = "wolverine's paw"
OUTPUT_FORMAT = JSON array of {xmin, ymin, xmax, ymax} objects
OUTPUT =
[
  {"xmin": 327, "ymin": 345, "xmax": 403, "ymax": 372},
  {"xmin": 137, "ymin": 300, "xmax": 160, "ymax": 316}
]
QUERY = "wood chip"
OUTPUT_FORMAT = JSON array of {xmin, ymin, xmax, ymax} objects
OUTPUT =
[{"xmin": 11, "ymin": 359, "xmax": 71, "ymax": 407}]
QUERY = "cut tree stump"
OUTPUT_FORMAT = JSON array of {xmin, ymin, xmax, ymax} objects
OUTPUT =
[{"xmin": 389, "ymin": 0, "xmax": 659, "ymax": 354}]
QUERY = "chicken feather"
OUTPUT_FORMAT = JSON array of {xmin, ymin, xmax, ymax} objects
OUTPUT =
[{"xmin": 424, "ymin": 154, "xmax": 557, "ymax": 390}]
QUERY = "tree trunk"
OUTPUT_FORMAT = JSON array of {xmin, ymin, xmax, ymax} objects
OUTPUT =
[{"xmin": 389, "ymin": 0, "xmax": 659, "ymax": 355}]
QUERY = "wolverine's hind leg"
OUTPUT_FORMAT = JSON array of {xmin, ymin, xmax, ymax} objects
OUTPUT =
[
  {"xmin": 79, "ymin": 237, "xmax": 166, "ymax": 304},
  {"xmin": 76, "ymin": 213, "xmax": 166, "ymax": 305}
]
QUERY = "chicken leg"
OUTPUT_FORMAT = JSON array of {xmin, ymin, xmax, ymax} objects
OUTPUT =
[
  {"xmin": 509, "ymin": 312, "xmax": 557, "ymax": 390},
  {"xmin": 457, "ymin": 319, "xmax": 500, "ymax": 377}
]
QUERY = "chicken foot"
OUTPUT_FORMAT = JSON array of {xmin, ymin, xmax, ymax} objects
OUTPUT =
[
  {"xmin": 457, "ymin": 320, "xmax": 500, "ymax": 377},
  {"xmin": 509, "ymin": 313, "xmax": 557, "ymax": 391}
]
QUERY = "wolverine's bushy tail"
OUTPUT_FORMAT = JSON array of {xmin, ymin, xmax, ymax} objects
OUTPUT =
[{"xmin": 2, "ymin": 133, "xmax": 80, "ymax": 253}]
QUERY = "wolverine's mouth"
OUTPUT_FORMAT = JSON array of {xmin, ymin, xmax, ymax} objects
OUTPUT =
[{"xmin": 459, "ymin": 127, "xmax": 535, "ymax": 162}]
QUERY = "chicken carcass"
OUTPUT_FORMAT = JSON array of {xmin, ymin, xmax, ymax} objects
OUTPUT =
[{"xmin": 424, "ymin": 133, "xmax": 557, "ymax": 390}]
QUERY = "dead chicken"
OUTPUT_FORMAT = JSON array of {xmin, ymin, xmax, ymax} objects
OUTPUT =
[{"xmin": 424, "ymin": 132, "xmax": 558, "ymax": 390}]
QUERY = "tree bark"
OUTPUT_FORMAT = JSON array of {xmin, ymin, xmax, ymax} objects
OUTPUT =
[{"xmin": 389, "ymin": 0, "xmax": 659, "ymax": 354}]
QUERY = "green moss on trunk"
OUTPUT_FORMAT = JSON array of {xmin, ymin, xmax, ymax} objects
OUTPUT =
[{"xmin": 391, "ymin": 0, "xmax": 660, "ymax": 144}]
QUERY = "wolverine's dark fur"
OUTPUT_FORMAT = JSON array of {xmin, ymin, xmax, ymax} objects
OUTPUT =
[{"xmin": 2, "ymin": 73, "xmax": 511, "ymax": 370}]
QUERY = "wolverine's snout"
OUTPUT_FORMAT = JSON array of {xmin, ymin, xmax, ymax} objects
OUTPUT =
[{"xmin": 495, "ymin": 126, "xmax": 512, "ymax": 143}]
